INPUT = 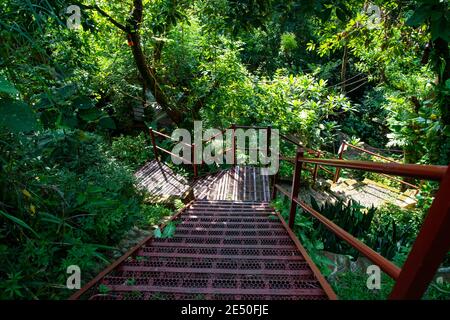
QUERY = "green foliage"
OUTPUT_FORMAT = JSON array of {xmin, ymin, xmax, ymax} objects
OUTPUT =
[
  {"xmin": 331, "ymin": 270, "xmax": 394, "ymax": 300},
  {"xmin": 365, "ymin": 203, "xmax": 425, "ymax": 260},
  {"xmin": 0, "ymin": 75, "xmax": 19, "ymax": 95},
  {"xmin": 341, "ymin": 88, "xmax": 390, "ymax": 148},
  {"xmin": 224, "ymin": 0, "xmax": 273, "ymax": 35},
  {"xmin": 310, "ymin": 197, "xmax": 377, "ymax": 256},
  {"xmin": 406, "ymin": 0, "xmax": 450, "ymax": 42},
  {"xmin": 309, "ymin": 197, "xmax": 426, "ymax": 261},
  {"xmin": 195, "ymin": 44, "xmax": 352, "ymax": 147},
  {"xmin": 274, "ymin": 193, "xmax": 429, "ymax": 268},
  {"xmin": 154, "ymin": 221, "xmax": 177, "ymax": 239},
  {"xmin": 98, "ymin": 284, "xmax": 111, "ymax": 294},
  {"xmin": 310, "ymin": 0, "xmax": 450, "ymax": 164},
  {"xmin": 416, "ymin": 181, "xmax": 439, "ymax": 212},
  {"xmin": 138, "ymin": 204, "xmax": 173, "ymax": 228},
  {"xmin": 272, "ymin": 197, "xmax": 334, "ymax": 276},
  {"xmin": 331, "ymin": 269, "xmax": 450, "ymax": 300},
  {"xmin": 109, "ymin": 133, "xmax": 151, "ymax": 170},
  {"xmin": 0, "ymin": 129, "xmax": 144, "ymax": 299},
  {"xmin": 0, "ymin": 77, "xmax": 37, "ymax": 133},
  {"xmin": 1, "ymin": 0, "xmax": 449, "ymax": 301},
  {"xmin": 280, "ymin": 32, "xmax": 298, "ymax": 54}
]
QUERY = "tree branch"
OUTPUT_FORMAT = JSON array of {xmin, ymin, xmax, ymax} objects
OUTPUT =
[
  {"xmin": 77, "ymin": 1, "xmax": 183, "ymax": 124},
  {"xmin": 77, "ymin": 3, "xmax": 128, "ymax": 32}
]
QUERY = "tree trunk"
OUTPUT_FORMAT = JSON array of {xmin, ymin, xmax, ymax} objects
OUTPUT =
[
  {"xmin": 341, "ymin": 44, "xmax": 348, "ymax": 92},
  {"xmin": 128, "ymin": 0, "xmax": 183, "ymax": 125},
  {"xmin": 433, "ymin": 38, "xmax": 450, "ymax": 125}
]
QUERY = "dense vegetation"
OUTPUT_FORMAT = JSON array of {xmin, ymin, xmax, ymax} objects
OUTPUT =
[{"xmin": 1, "ymin": 0, "xmax": 449, "ymax": 299}]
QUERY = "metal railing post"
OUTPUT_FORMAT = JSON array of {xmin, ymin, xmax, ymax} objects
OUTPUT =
[
  {"xmin": 333, "ymin": 141, "xmax": 346, "ymax": 183},
  {"xmin": 231, "ymin": 124, "xmax": 237, "ymax": 167},
  {"xmin": 191, "ymin": 143, "xmax": 198, "ymax": 178},
  {"xmin": 289, "ymin": 148, "xmax": 304, "ymax": 229},
  {"xmin": 149, "ymin": 127, "xmax": 159, "ymax": 161},
  {"xmin": 313, "ymin": 151, "xmax": 320, "ymax": 183},
  {"xmin": 267, "ymin": 125, "xmax": 276, "ymax": 200},
  {"xmin": 271, "ymin": 173, "xmax": 278, "ymax": 200},
  {"xmin": 389, "ymin": 166, "xmax": 450, "ymax": 299}
]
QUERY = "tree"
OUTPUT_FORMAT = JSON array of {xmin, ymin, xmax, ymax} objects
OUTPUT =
[
  {"xmin": 78, "ymin": 0, "xmax": 186, "ymax": 124},
  {"xmin": 406, "ymin": 0, "xmax": 450, "ymax": 125}
]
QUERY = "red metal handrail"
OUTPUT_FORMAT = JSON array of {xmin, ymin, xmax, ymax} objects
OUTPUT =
[
  {"xmin": 275, "ymin": 184, "xmax": 401, "ymax": 279},
  {"xmin": 273, "ymin": 147, "xmax": 450, "ymax": 300},
  {"xmin": 69, "ymin": 200, "xmax": 196, "ymax": 300},
  {"xmin": 149, "ymin": 127, "xmax": 198, "ymax": 178},
  {"xmin": 152, "ymin": 129, "xmax": 192, "ymax": 148},
  {"xmin": 202, "ymin": 128, "xmax": 227, "ymax": 143},
  {"xmin": 334, "ymin": 141, "xmax": 420, "ymax": 190},
  {"xmin": 300, "ymin": 158, "xmax": 446, "ymax": 181},
  {"xmin": 148, "ymin": 124, "xmax": 449, "ymax": 300}
]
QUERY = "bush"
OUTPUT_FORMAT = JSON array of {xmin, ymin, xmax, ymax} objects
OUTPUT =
[
  {"xmin": 280, "ymin": 32, "xmax": 298, "ymax": 54},
  {"xmin": 309, "ymin": 198, "xmax": 426, "ymax": 261},
  {"xmin": 137, "ymin": 204, "xmax": 173, "ymax": 228},
  {"xmin": 310, "ymin": 197, "xmax": 376, "ymax": 257},
  {"xmin": 330, "ymin": 270, "xmax": 450, "ymax": 300},
  {"xmin": 109, "ymin": 133, "xmax": 152, "ymax": 170},
  {"xmin": 272, "ymin": 197, "xmax": 334, "ymax": 276},
  {"xmin": 0, "ymin": 130, "xmax": 144, "ymax": 299},
  {"xmin": 365, "ymin": 203, "xmax": 425, "ymax": 261},
  {"xmin": 341, "ymin": 88, "xmax": 390, "ymax": 148}
]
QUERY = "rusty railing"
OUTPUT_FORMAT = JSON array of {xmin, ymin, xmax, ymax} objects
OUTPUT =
[
  {"xmin": 149, "ymin": 127, "xmax": 198, "ymax": 178},
  {"xmin": 145, "ymin": 124, "xmax": 447, "ymax": 300},
  {"xmin": 334, "ymin": 141, "xmax": 420, "ymax": 191},
  {"xmin": 272, "ymin": 147, "xmax": 449, "ymax": 300}
]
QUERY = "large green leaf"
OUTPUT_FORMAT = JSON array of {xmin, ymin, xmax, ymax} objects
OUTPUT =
[
  {"xmin": 98, "ymin": 116, "xmax": 116, "ymax": 129},
  {"xmin": 0, "ymin": 210, "xmax": 39, "ymax": 238},
  {"xmin": 33, "ymin": 94, "xmax": 54, "ymax": 110},
  {"xmin": 406, "ymin": 7, "xmax": 430, "ymax": 26},
  {"xmin": 431, "ymin": 16, "xmax": 450, "ymax": 41},
  {"xmin": 55, "ymin": 84, "xmax": 77, "ymax": 101},
  {"xmin": 0, "ymin": 99, "xmax": 38, "ymax": 133},
  {"xmin": 73, "ymin": 96, "xmax": 94, "ymax": 110},
  {"xmin": 162, "ymin": 222, "xmax": 176, "ymax": 238},
  {"xmin": 154, "ymin": 227, "xmax": 162, "ymax": 238},
  {"xmin": 0, "ymin": 76, "xmax": 18, "ymax": 95},
  {"xmin": 79, "ymin": 107, "xmax": 102, "ymax": 121},
  {"xmin": 60, "ymin": 114, "xmax": 79, "ymax": 129}
]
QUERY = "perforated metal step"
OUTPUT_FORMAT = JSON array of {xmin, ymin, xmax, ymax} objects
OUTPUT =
[{"xmin": 72, "ymin": 199, "xmax": 335, "ymax": 300}]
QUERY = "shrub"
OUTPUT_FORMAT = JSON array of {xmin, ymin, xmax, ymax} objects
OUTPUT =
[
  {"xmin": 272, "ymin": 197, "xmax": 334, "ymax": 276},
  {"xmin": 109, "ymin": 133, "xmax": 152, "ymax": 170},
  {"xmin": 0, "ymin": 130, "xmax": 144, "ymax": 299},
  {"xmin": 341, "ymin": 88, "xmax": 390, "ymax": 148},
  {"xmin": 310, "ymin": 197, "xmax": 376, "ymax": 257},
  {"xmin": 365, "ymin": 203, "xmax": 425, "ymax": 261},
  {"xmin": 280, "ymin": 32, "xmax": 298, "ymax": 54},
  {"xmin": 331, "ymin": 270, "xmax": 450, "ymax": 300},
  {"xmin": 137, "ymin": 204, "xmax": 173, "ymax": 228}
]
